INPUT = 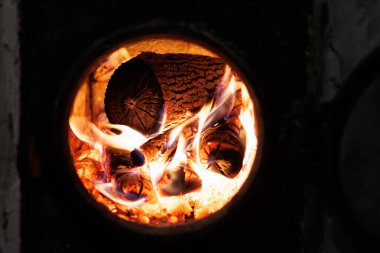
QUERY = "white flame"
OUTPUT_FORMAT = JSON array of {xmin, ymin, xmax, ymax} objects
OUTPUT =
[
  {"xmin": 167, "ymin": 134, "xmax": 187, "ymax": 170},
  {"xmin": 192, "ymin": 102, "xmax": 213, "ymax": 166},
  {"xmin": 69, "ymin": 116, "xmax": 147, "ymax": 151},
  {"xmin": 240, "ymin": 85, "xmax": 257, "ymax": 167},
  {"xmin": 204, "ymin": 76, "xmax": 237, "ymax": 130}
]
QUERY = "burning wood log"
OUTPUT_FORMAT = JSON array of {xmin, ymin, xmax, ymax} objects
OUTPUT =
[
  {"xmin": 139, "ymin": 133, "xmax": 169, "ymax": 162},
  {"xmin": 199, "ymin": 91, "xmax": 244, "ymax": 178},
  {"xmin": 200, "ymin": 125, "xmax": 244, "ymax": 178},
  {"xmin": 114, "ymin": 168, "xmax": 156, "ymax": 202},
  {"xmin": 103, "ymin": 146, "xmax": 145, "ymax": 174},
  {"xmin": 139, "ymin": 122, "xmax": 199, "ymax": 162},
  {"xmin": 100, "ymin": 147, "xmax": 157, "ymax": 202},
  {"xmin": 157, "ymin": 164, "xmax": 202, "ymax": 196},
  {"xmin": 105, "ymin": 52, "xmax": 229, "ymax": 135},
  {"xmin": 103, "ymin": 132, "xmax": 173, "ymax": 173}
]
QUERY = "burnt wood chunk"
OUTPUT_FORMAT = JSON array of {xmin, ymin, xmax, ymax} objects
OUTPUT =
[
  {"xmin": 200, "ymin": 124, "xmax": 244, "ymax": 178},
  {"xmin": 200, "ymin": 91, "xmax": 244, "ymax": 178},
  {"xmin": 157, "ymin": 164, "xmax": 202, "ymax": 196},
  {"xmin": 103, "ymin": 147, "xmax": 145, "ymax": 176},
  {"xmin": 115, "ymin": 169, "xmax": 156, "ymax": 202},
  {"xmin": 105, "ymin": 52, "xmax": 228, "ymax": 135},
  {"xmin": 139, "ymin": 133, "xmax": 169, "ymax": 162},
  {"xmin": 103, "ymin": 147, "xmax": 155, "ymax": 201}
]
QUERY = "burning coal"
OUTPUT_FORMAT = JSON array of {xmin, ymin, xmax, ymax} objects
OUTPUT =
[{"xmin": 68, "ymin": 40, "xmax": 258, "ymax": 226}]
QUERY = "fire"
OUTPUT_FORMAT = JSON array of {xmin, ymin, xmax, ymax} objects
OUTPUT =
[{"xmin": 68, "ymin": 40, "xmax": 258, "ymax": 226}]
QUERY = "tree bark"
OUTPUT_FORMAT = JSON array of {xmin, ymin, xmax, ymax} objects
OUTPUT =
[{"xmin": 105, "ymin": 52, "xmax": 229, "ymax": 135}]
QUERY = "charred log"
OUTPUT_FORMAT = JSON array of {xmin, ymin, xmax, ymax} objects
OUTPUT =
[
  {"xmin": 199, "ymin": 91, "xmax": 244, "ymax": 178},
  {"xmin": 103, "ymin": 147, "xmax": 145, "ymax": 173},
  {"xmin": 115, "ymin": 169, "xmax": 156, "ymax": 202},
  {"xmin": 139, "ymin": 133, "xmax": 169, "ymax": 162},
  {"xmin": 157, "ymin": 164, "xmax": 202, "ymax": 196}
]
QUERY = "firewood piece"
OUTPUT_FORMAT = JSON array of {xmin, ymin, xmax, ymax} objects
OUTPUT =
[
  {"xmin": 104, "ymin": 132, "xmax": 177, "ymax": 169},
  {"xmin": 200, "ymin": 91, "xmax": 244, "ymax": 178},
  {"xmin": 200, "ymin": 125, "xmax": 244, "ymax": 178},
  {"xmin": 104, "ymin": 147, "xmax": 145, "ymax": 176},
  {"xmin": 157, "ymin": 164, "xmax": 202, "ymax": 196},
  {"xmin": 105, "ymin": 52, "xmax": 229, "ymax": 135},
  {"xmin": 130, "ymin": 149, "xmax": 145, "ymax": 166},
  {"xmin": 137, "ymin": 123, "xmax": 198, "ymax": 164},
  {"xmin": 104, "ymin": 57, "xmax": 164, "ymax": 135},
  {"xmin": 115, "ymin": 169, "xmax": 156, "ymax": 202},
  {"xmin": 139, "ymin": 133, "xmax": 169, "ymax": 162},
  {"xmin": 102, "ymin": 147, "xmax": 155, "ymax": 201}
]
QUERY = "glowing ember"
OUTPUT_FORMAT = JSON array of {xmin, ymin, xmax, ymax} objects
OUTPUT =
[{"xmin": 68, "ymin": 40, "xmax": 258, "ymax": 226}]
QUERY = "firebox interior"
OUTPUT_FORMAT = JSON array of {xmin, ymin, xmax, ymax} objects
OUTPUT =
[{"xmin": 67, "ymin": 37, "xmax": 260, "ymax": 231}]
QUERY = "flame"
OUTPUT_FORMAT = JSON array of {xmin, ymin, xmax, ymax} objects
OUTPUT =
[
  {"xmin": 93, "ymin": 48, "xmax": 131, "ymax": 82},
  {"xmin": 240, "ymin": 85, "xmax": 257, "ymax": 167},
  {"xmin": 69, "ymin": 116, "xmax": 147, "ymax": 151},
  {"xmin": 166, "ymin": 134, "xmax": 187, "ymax": 170},
  {"xmin": 192, "ymin": 102, "xmax": 213, "ymax": 166},
  {"xmin": 68, "ymin": 44, "xmax": 258, "ymax": 226}
]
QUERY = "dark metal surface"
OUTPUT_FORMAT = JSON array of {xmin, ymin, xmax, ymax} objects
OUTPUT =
[
  {"xmin": 341, "ymin": 73, "xmax": 380, "ymax": 239},
  {"xmin": 317, "ymin": 47, "xmax": 380, "ymax": 252}
]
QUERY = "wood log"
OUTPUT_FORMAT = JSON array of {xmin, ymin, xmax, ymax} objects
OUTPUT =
[
  {"xmin": 138, "ymin": 123, "xmax": 197, "ymax": 163},
  {"xmin": 139, "ymin": 133, "xmax": 169, "ymax": 162},
  {"xmin": 199, "ymin": 91, "xmax": 244, "ymax": 178},
  {"xmin": 105, "ymin": 52, "xmax": 229, "ymax": 135},
  {"xmin": 102, "ymin": 146, "xmax": 154, "ymax": 198},
  {"xmin": 103, "ymin": 146, "xmax": 145, "ymax": 174},
  {"xmin": 101, "ymin": 147, "xmax": 156, "ymax": 202},
  {"xmin": 114, "ymin": 168, "xmax": 156, "ymax": 202},
  {"xmin": 157, "ymin": 163, "xmax": 202, "ymax": 196},
  {"xmin": 102, "ymin": 131, "xmax": 177, "ymax": 174}
]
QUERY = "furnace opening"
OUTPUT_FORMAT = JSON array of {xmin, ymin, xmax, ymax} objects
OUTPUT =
[{"xmin": 67, "ymin": 36, "xmax": 260, "ymax": 230}]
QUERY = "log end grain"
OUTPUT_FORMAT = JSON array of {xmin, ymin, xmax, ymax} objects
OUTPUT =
[{"xmin": 105, "ymin": 58, "xmax": 164, "ymax": 135}]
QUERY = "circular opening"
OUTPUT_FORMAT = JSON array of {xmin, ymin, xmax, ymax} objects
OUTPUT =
[{"xmin": 67, "ymin": 35, "xmax": 261, "ymax": 233}]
